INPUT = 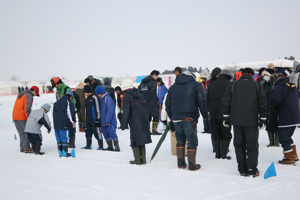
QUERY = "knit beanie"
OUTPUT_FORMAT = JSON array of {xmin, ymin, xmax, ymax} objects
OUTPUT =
[
  {"xmin": 42, "ymin": 103, "xmax": 51, "ymax": 112},
  {"xmin": 65, "ymin": 90, "xmax": 74, "ymax": 98},
  {"xmin": 211, "ymin": 67, "xmax": 222, "ymax": 77},
  {"xmin": 242, "ymin": 68, "xmax": 254, "ymax": 76},
  {"xmin": 95, "ymin": 86, "xmax": 106, "ymax": 95},
  {"xmin": 268, "ymin": 63, "xmax": 275, "ymax": 69},
  {"xmin": 104, "ymin": 77, "xmax": 112, "ymax": 86},
  {"xmin": 219, "ymin": 69, "xmax": 233, "ymax": 79},
  {"xmin": 265, "ymin": 68, "xmax": 275, "ymax": 75},
  {"xmin": 83, "ymin": 85, "xmax": 93, "ymax": 93}
]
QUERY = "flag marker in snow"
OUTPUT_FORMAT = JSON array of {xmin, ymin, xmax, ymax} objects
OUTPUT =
[
  {"xmin": 14, "ymin": 133, "xmax": 17, "ymax": 140},
  {"xmin": 71, "ymin": 148, "xmax": 76, "ymax": 158},
  {"xmin": 51, "ymin": 102, "xmax": 53, "ymax": 104},
  {"xmin": 264, "ymin": 162, "xmax": 277, "ymax": 179}
]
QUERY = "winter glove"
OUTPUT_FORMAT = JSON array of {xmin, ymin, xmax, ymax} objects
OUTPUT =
[
  {"xmin": 169, "ymin": 121, "xmax": 175, "ymax": 132},
  {"xmin": 223, "ymin": 115, "xmax": 230, "ymax": 128},
  {"xmin": 258, "ymin": 118, "xmax": 266, "ymax": 130}
]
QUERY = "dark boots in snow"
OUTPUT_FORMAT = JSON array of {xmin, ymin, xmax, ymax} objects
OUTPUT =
[
  {"xmin": 34, "ymin": 145, "xmax": 45, "ymax": 155},
  {"xmin": 278, "ymin": 150, "xmax": 296, "ymax": 166},
  {"xmin": 151, "ymin": 122, "xmax": 162, "ymax": 135},
  {"xmin": 177, "ymin": 146, "xmax": 187, "ymax": 169},
  {"xmin": 62, "ymin": 143, "xmax": 71, "ymax": 157},
  {"xmin": 267, "ymin": 131, "xmax": 274, "ymax": 147},
  {"xmin": 58, "ymin": 143, "xmax": 63, "ymax": 157},
  {"xmin": 97, "ymin": 139, "xmax": 103, "ymax": 150},
  {"xmin": 68, "ymin": 135, "xmax": 76, "ymax": 148},
  {"xmin": 274, "ymin": 134, "xmax": 279, "ymax": 147},
  {"xmin": 291, "ymin": 145, "xmax": 299, "ymax": 162},
  {"xmin": 130, "ymin": 147, "xmax": 141, "ymax": 165},
  {"xmin": 113, "ymin": 139, "xmax": 120, "ymax": 152},
  {"xmin": 140, "ymin": 145, "xmax": 146, "ymax": 164},
  {"xmin": 104, "ymin": 139, "xmax": 113, "ymax": 151},
  {"xmin": 81, "ymin": 138, "xmax": 92, "ymax": 149},
  {"xmin": 31, "ymin": 144, "xmax": 36, "ymax": 153},
  {"xmin": 213, "ymin": 139, "xmax": 221, "ymax": 159},
  {"xmin": 220, "ymin": 140, "xmax": 231, "ymax": 160},
  {"xmin": 187, "ymin": 148, "xmax": 201, "ymax": 171}
]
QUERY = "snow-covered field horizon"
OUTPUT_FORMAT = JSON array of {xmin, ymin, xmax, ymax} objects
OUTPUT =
[{"xmin": 1, "ymin": 94, "xmax": 299, "ymax": 200}]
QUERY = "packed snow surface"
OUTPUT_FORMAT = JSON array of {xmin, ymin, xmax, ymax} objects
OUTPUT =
[{"xmin": 0, "ymin": 94, "xmax": 299, "ymax": 199}]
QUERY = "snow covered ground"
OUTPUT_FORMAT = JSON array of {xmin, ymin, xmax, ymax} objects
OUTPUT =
[{"xmin": 0, "ymin": 93, "xmax": 299, "ymax": 200}]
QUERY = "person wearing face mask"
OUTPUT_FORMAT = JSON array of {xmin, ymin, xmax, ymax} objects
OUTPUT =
[{"xmin": 260, "ymin": 69, "xmax": 279, "ymax": 147}]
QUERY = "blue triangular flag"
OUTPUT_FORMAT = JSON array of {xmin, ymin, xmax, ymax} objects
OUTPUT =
[
  {"xmin": 264, "ymin": 162, "xmax": 277, "ymax": 179},
  {"xmin": 14, "ymin": 133, "xmax": 17, "ymax": 140},
  {"xmin": 71, "ymin": 148, "xmax": 76, "ymax": 158}
]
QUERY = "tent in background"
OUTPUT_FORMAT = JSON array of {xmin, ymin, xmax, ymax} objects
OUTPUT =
[{"xmin": 0, "ymin": 81, "xmax": 24, "ymax": 96}]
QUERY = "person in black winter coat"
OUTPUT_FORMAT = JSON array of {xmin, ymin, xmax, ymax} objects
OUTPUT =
[
  {"xmin": 207, "ymin": 69, "xmax": 233, "ymax": 160},
  {"xmin": 138, "ymin": 70, "xmax": 161, "ymax": 135},
  {"xmin": 103, "ymin": 77, "xmax": 116, "ymax": 106},
  {"xmin": 166, "ymin": 71, "xmax": 208, "ymax": 171},
  {"xmin": 121, "ymin": 79, "xmax": 152, "ymax": 165},
  {"xmin": 222, "ymin": 68, "xmax": 267, "ymax": 177},
  {"xmin": 81, "ymin": 85, "xmax": 103, "ymax": 150},
  {"xmin": 268, "ymin": 76, "xmax": 300, "ymax": 165},
  {"xmin": 87, "ymin": 75, "xmax": 103, "ymax": 94},
  {"xmin": 53, "ymin": 90, "xmax": 76, "ymax": 157}
]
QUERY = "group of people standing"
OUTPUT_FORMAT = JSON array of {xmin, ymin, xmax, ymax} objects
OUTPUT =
[{"xmin": 12, "ymin": 61, "xmax": 300, "ymax": 176}]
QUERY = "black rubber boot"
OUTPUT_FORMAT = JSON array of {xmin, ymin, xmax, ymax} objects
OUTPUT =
[
  {"xmin": 267, "ymin": 131, "xmax": 274, "ymax": 147},
  {"xmin": 81, "ymin": 138, "xmax": 92, "ymax": 149},
  {"xmin": 274, "ymin": 134, "xmax": 280, "ymax": 147},
  {"xmin": 113, "ymin": 139, "xmax": 120, "ymax": 152},
  {"xmin": 68, "ymin": 135, "xmax": 76, "ymax": 148},
  {"xmin": 32, "ymin": 144, "xmax": 36, "ymax": 153},
  {"xmin": 177, "ymin": 145, "xmax": 187, "ymax": 169},
  {"xmin": 152, "ymin": 122, "xmax": 162, "ymax": 135},
  {"xmin": 140, "ymin": 145, "xmax": 146, "ymax": 164},
  {"xmin": 34, "ymin": 145, "xmax": 45, "ymax": 155},
  {"xmin": 62, "ymin": 143, "xmax": 71, "ymax": 157},
  {"xmin": 213, "ymin": 139, "xmax": 221, "ymax": 159},
  {"xmin": 187, "ymin": 148, "xmax": 201, "ymax": 171},
  {"xmin": 104, "ymin": 139, "xmax": 114, "ymax": 151},
  {"xmin": 97, "ymin": 139, "xmax": 104, "ymax": 150},
  {"xmin": 220, "ymin": 140, "xmax": 231, "ymax": 160},
  {"xmin": 130, "ymin": 147, "xmax": 141, "ymax": 165}
]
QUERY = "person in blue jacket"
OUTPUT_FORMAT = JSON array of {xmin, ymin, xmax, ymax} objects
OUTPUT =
[
  {"xmin": 81, "ymin": 85, "xmax": 103, "ymax": 150},
  {"xmin": 53, "ymin": 90, "xmax": 76, "ymax": 157},
  {"xmin": 268, "ymin": 74, "xmax": 300, "ymax": 166},
  {"xmin": 156, "ymin": 77, "xmax": 168, "ymax": 110},
  {"xmin": 95, "ymin": 86, "xmax": 120, "ymax": 152}
]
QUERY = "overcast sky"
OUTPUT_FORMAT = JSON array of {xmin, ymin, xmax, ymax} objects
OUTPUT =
[{"xmin": 0, "ymin": 0, "xmax": 299, "ymax": 81}]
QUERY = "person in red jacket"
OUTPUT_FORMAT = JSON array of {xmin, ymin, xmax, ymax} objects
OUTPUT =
[{"xmin": 12, "ymin": 86, "xmax": 40, "ymax": 153}]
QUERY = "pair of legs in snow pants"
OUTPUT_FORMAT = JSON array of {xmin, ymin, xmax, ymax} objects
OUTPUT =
[
  {"xmin": 14, "ymin": 120, "xmax": 31, "ymax": 152},
  {"xmin": 82, "ymin": 123, "xmax": 103, "ymax": 150},
  {"xmin": 27, "ymin": 132, "xmax": 43, "ymax": 153},
  {"xmin": 210, "ymin": 118, "xmax": 232, "ymax": 159},
  {"xmin": 233, "ymin": 126, "xmax": 259, "ymax": 176},
  {"xmin": 277, "ymin": 126, "xmax": 298, "ymax": 165},
  {"xmin": 174, "ymin": 120, "xmax": 200, "ymax": 171},
  {"xmin": 102, "ymin": 125, "xmax": 120, "ymax": 151},
  {"xmin": 55, "ymin": 129, "xmax": 70, "ymax": 157}
]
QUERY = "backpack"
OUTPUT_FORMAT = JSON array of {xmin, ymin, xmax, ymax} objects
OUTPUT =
[{"xmin": 64, "ymin": 87, "xmax": 81, "ymax": 112}]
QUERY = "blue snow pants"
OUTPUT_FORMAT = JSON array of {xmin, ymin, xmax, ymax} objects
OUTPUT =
[{"xmin": 55, "ymin": 130, "xmax": 69, "ymax": 144}]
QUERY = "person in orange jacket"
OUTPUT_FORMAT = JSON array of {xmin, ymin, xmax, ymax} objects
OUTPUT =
[{"xmin": 12, "ymin": 86, "xmax": 40, "ymax": 153}]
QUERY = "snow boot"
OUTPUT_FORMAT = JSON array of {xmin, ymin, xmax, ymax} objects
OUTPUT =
[
  {"xmin": 79, "ymin": 122, "xmax": 85, "ymax": 132},
  {"xmin": 267, "ymin": 131, "xmax": 274, "ymax": 147},
  {"xmin": 57, "ymin": 143, "xmax": 63, "ymax": 157},
  {"xmin": 31, "ymin": 144, "xmax": 36, "ymax": 153},
  {"xmin": 291, "ymin": 144, "xmax": 299, "ymax": 161},
  {"xmin": 130, "ymin": 147, "xmax": 141, "ymax": 165},
  {"xmin": 177, "ymin": 146, "xmax": 187, "ymax": 169},
  {"xmin": 213, "ymin": 139, "xmax": 221, "ymax": 159},
  {"xmin": 23, "ymin": 148, "xmax": 33, "ymax": 153},
  {"xmin": 220, "ymin": 140, "xmax": 231, "ymax": 160},
  {"xmin": 140, "ymin": 145, "xmax": 146, "ymax": 164},
  {"xmin": 97, "ymin": 139, "xmax": 104, "ymax": 150},
  {"xmin": 187, "ymin": 148, "xmax": 201, "ymax": 171},
  {"xmin": 113, "ymin": 139, "xmax": 120, "ymax": 152},
  {"xmin": 34, "ymin": 145, "xmax": 45, "ymax": 155},
  {"xmin": 151, "ymin": 122, "xmax": 162, "ymax": 135},
  {"xmin": 81, "ymin": 138, "xmax": 92, "ymax": 149},
  {"xmin": 212, "ymin": 137, "xmax": 215, "ymax": 153},
  {"xmin": 274, "ymin": 134, "xmax": 280, "ymax": 147},
  {"xmin": 68, "ymin": 135, "xmax": 76, "ymax": 148},
  {"xmin": 104, "ymin": 139, "xmax": 114, "ymax": 151},
  {"xmin": 62, "ymin": 143, "xmax": 71, "ymax": 157},
  {"xmin": 278, "ymin": 150, "xmax": 296, "ymax": 166}
]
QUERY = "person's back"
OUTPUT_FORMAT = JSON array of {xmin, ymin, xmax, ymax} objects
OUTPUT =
[{"xmin": 53, "ymin": 96, "xmax": 75, "ymax": 130}]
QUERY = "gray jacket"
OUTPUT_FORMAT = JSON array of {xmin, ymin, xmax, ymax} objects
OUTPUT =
[
  {"xmin": 24, "ymin": 108, "xmax": 52, "ymax": 134},
  {"xmin": 290, "ymin": 60, "xmax": 300, "ymax": 91}
]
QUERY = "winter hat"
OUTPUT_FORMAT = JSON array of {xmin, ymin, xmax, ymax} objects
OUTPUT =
[
  {"xmin": 104, "ymin": 77, "xmax": 112, "ymax": 86},
  {"xmin": 219, "ymin": 69, "xmax": 233, "ymax": 79},
  {"xmin": 211, "ymin": 67, "xmax": 222, "ymax": 77},
  {"xmin": 200, "ymin": 69, "xmax": 210, "ymax": 79},
  {"xmin": 122, "ymin": 79, "xmax": 133, "ymax": 91},
  {"xmin": 83, "ymin": 85, "xmax": 93, "ymax": 93},
  {"xmin": 65, "ymin": 90, "xmax": 74, "ymax": 98},
  {"xmin": 30, "ymin": 86, "xmax": 40, "ymax": 96},
  {"xmin": 262, "ymin": 70, "xmax": 271, "ymax": 77},
  {"xmin": 42, "ymin": 103, "xmax": 51, "ymax": 112},
  {"xmin": 87, "ymin": 75, "xmax": 94, "ymax": 81},
  {"xmin": 95, "ymin": 86, "xmax": 106, "ymax": 95},
  {"xmin": 266, "ymin": 68, "xmax": 275, "ymax": 75},
  {"xmin": 268, "ymin": 63, "xmax": 275, "ymax": 69},
  {"xmin": 50, "ymin": 77, "xmax": 61, "ymax": 88},
  {"xmin": 242, "ymin": 68, "xmax": 254, "ymax": 76},
  {"xmin": 258, "ymin": 67, "xmax": 266, "ymax": 75}
]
